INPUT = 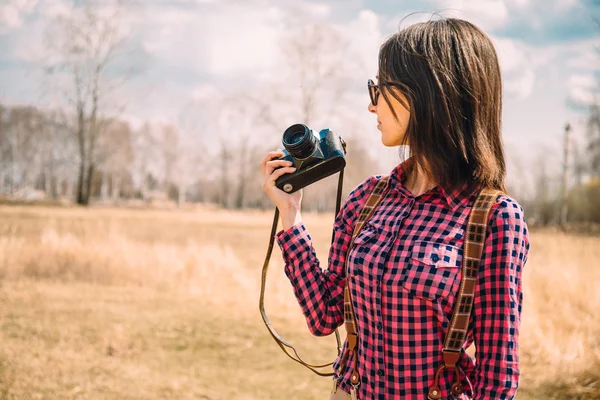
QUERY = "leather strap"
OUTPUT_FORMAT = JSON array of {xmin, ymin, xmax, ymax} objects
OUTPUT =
[
  {"xmin": 259, "ymin": 169, "xmax": 346, "ymax": 376},
  {"xmin": 338, "ymin": 176, "xmax": 391, "ymax": 388},
  {"xmin": 427, "ymin": 188, "xmax": 503, "ymax": 400}
]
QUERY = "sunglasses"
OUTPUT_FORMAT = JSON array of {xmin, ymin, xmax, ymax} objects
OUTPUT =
[{"xmin": 368, "ymin": 79, "xmax": 379, "ymax": 106}]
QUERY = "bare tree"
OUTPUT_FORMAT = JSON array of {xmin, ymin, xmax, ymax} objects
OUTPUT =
[
  {"xmin": 43, "ymin": 0, "xmax": 137, "ymax": 205},
  {"xmin": 584, "ymin": 16, "xmax": 600, "ymax": 178},
  {"xmin": 587, "ymin": 104, "xmax": 600, "ymax": 178},
  {"xmin": 280, "ymin": 22, "xmax": 360, "ymax": 126},
  {"xmin": 159, "ymin": 123, "xmax": 200, "ymax": 207},
  {"xmin": 161, "ymin": 124, "xmax": 178, "ymax": 196},
  {"xmin": 95, "ymin": 118, "xmax": 134, "ymax": 202},
  {"xmin": 0, "ymin": 104, "xmax": 78, "ymax": 200},
  {"xmin": 270, "ymin": 20, "xmax": 376, "ymax": 211},
  {"xmin": 231, "ymin": 94, "xmax": 276, "ymax": 209},
  {"xmin": 2, "ymin": 106, "xmax": 42, "ymax": 195},
  {"xmin": 132, "ymin": 122, "xmax": 159, "ymax": 202}
]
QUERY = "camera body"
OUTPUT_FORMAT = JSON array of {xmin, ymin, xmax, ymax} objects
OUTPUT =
[{"xmin": 275, "ymin": 124, "xmax": 346, "ymax": 193}]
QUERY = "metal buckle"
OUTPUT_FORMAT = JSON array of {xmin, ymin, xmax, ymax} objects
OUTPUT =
[{"xmin": 350, "ymin": 383, "xmax": 359, "ymax": 400}]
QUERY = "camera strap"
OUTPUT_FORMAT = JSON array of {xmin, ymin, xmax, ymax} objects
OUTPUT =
[{"xmin": 259, "ymin": 169, "xmax": 346, "ymax": 376}]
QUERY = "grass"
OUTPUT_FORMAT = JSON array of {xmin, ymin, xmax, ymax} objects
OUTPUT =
[{"xmin": 0, "ymin": 204, "xmax": 598, "ymax": 399}]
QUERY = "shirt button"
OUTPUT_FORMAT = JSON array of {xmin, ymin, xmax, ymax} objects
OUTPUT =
[
  {"xmin": 377, "ymin": 322, "xmax": 383, "ymax": 330},
  {"xmin": 377, "ymin": 369, "xmax": 384, "ymax": 377},
  {"xmin": 431, "ymin": 253, "xmax": 440, "ymax": 262}
]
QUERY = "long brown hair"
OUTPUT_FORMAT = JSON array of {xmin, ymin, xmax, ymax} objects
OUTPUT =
[{"xmin": 378, "ymin": 18, "xmax": 507, "ymax": 193}]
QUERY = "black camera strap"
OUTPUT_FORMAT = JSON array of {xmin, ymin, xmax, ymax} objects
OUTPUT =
[{"xmin": 259, "ymin": 169, "xmax": 345, "ymax": 376}]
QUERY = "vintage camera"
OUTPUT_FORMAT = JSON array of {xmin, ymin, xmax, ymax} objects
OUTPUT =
[{"xmin": 275, "ymin": 124, "xmax": 346, "ymax": 193}]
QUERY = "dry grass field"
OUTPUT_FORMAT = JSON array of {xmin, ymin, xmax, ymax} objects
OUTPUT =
[{"xmin": 0, "ymin": 204, "xmax": 599, "ymax": 399}]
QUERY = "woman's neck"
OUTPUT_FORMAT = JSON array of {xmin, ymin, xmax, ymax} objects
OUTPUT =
[{"xmin": 404, "ymin": 160, "xmax": 437, "ymax": 197}]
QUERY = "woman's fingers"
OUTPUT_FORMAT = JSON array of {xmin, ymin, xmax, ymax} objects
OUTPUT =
[
  {"xmin": 263, "ymin": 159, "xmax": 293, "ymax": 178},
  {"xmin": 263, "ymin": 166, "xmax": 296, "ymax": 188},
  {"xmin": 260, "ymin": 150, "xmax": 284, "ymax": 175}
]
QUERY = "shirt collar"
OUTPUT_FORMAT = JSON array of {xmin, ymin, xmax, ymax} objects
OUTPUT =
[{"xmin": 387, "ymin": 156, "xmax": 480, "ymax": 211}]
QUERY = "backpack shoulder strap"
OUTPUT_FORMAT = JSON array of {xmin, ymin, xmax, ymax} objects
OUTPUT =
[{"xmin": 428, "ymin": 187, "xmax": 504, "ymax": 400}]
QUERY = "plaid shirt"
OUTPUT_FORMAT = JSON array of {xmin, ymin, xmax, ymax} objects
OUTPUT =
[{"xmin": 275, "ymin": 157, "xmax": 530, "ymax": 399}]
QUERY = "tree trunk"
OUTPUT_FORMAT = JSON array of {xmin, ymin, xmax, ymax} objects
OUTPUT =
[
  {"xmin": 66, "ymin": 177, "xmax": 74, "ymax": 200},
  {"xmin": 178, "ymin": 184, "xmax": 186, "ymax": 207},
  {"xmin": 76, "ymin": 158, "xmax": 86, "ymax": 204},
  {"xmin": 44, "ymin": 172, "xmax": 51, "ymax": 199},
  {"xmin": 234, "ymin": 144, "xmax": 249, "ymax": 209},
  {"xmin": 101, "ymin": 171, "xmax": 108, "ymax": 201},
  {"xmin": 234, "ymin": 178, "xmax": 245, "ymax": 209},
  {"xmin": 112, "ymin": 173, "xmax": 121, "ymax": 202},
  {"xmin": 220, "ymin": 145, "xmax": 230, "ymax": 209},
  {"xmin": 83, "ymin": 164, "xmax": 95, "ymax": 205},
  {"xmin": 52, "ymin": 176, "xmax": 59, "ymax": 199},
  {"xmin": 76, "ymin": 106, "xmax": 87, "ymax": 205}
]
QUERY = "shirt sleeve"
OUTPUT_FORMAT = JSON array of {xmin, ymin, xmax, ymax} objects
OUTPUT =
[
  {"xmin": 274, "ymin": 176, "xmax": 378, "ymax": 336},
  {"xmin": 471, "ymin": 195, "xmax": 531, "ymax": 399}
]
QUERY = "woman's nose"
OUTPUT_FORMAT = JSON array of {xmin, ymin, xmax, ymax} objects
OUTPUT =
[{"xmin": 367, "ymin": 102, "xmax": 376, "ymax": 114}]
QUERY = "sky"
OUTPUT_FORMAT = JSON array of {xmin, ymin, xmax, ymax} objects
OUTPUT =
[{"xmin": 0, "ymin": 0, "xmax": 599, "ymax": 192}]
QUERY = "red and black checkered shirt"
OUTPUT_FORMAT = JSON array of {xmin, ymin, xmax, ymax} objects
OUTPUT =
[{"xmin": 275, "ymin": 157, "xmax": 530, "ymax": 399}]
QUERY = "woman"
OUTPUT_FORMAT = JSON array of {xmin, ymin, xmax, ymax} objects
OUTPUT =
[{"xmin": 260, "ymin": 18, "xmax": 530, "ymax": 399}]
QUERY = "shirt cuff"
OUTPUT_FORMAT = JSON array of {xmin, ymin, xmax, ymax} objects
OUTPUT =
[
  {"xmin": 275, "ymin": 221, "xmax": 309, "ymax": 249},
  {"xmin": 274, "ymin": 221, "xmax": 313, "ymax": 274}
]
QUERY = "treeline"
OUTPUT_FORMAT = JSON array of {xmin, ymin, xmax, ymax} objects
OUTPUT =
[
  {"xmin": 0, "ymin": 102, "xmax": 380, "ymax": 212},
  {"xmin": 2, "ymin": 101, "xmax": 600, "ymax": 224},
  {"xmin": 522, "ymin": 104, "xmax": 600, "ymax": 225}
]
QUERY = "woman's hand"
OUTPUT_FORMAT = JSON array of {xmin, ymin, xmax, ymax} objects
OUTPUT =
[{"xmin": 260, "ymin": 150, "xmax": 303, "ymax": 212}]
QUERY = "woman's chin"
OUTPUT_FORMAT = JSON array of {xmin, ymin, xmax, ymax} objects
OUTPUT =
[
  {"xmin": 381, "ymin": 136, "xmax": 403, "ymax": 147},
  {"xmin": 380, "ymin": 134, "xmax": 391, "ymax": 147}
]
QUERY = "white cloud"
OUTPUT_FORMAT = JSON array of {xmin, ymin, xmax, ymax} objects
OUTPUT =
[
  {"xmin": 492, "ymin": 36, "xmax": 529, "ymax": 71},
  {"xmin": 0, "ymin": 0, "xmax": 38, "ymax": 32},
  {"xmin": 204, "ymin": 5, "xmax": 284, "ymax": 74},
  {"xmin": 36, "ymin": 0, "xmax": 76, "ymax": 18},
  {"xmin": 383, "ymin": 11, "xmax": 436, "ymax": 33},
  {"xmin": 336, "ymin": 9, "xmax": 383, "ymax": 76},
  {"xmin": 304, "ymin": 2, "xmax": 332, "ymax": 18},
  {"xmin": 192, "ymin": 84, "xmax": 219, "ymax": 101},
  {"xmin": 505, "ymin": 0, "xmax": 530, "ymax": 7},
  {"xmin": 491, "ymin": 36, "xmax": 544, "ymax": 99},
  {"xmin": 567, "ymin": 49, "xmax": 600, "ymax": 70},
  {"xmin": 0, "ymin": 5, "xmax": 21, "ymax": 30},
  {"xmin": 554, "ymin": 0, "xmax": 578, "ymax": 11},
  {"xmin": 568, "ymin": 73, "xmax": 598, "ymax": 107},
  {"xmin": 138, "ymin": 1, "xmax": 333, "ymax": 79},
  {"xmin": 506, "ymin": 69, "xmax": 536, "ymax": 99},
  {"xmin": 569, "ymin": 87, "xmax": 597, "ymax": 106},
  {"xmin": 138, "ymin": 7, "xmax": 209, "ymax": 75},
  {"xmin": 569, "ymin": 74, "xmax": 597, "ymax": 89},
  {"xmin": 435, "ymin": 0, "xmax": 509, "ymax": 30}
]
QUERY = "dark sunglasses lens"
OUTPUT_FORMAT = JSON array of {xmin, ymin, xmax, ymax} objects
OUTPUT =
[
  {"xmin": 367, "ymin": 79, "xmax": 377, "ymax": 106},
  {"xmin": 368, "ymin": 84, "xmax": 377, "ymax": 106}
]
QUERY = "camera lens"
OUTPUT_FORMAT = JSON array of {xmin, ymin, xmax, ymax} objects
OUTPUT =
[
  {"xmin": 282, "ymin": 124, "xmax": 318, "ymax": 159},
  {"xmin": 289, "ymin": 132, "xmax": 304, "ymax": 144}
]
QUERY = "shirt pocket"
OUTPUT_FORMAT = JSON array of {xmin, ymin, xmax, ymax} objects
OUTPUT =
[{"xmin": 401, "ymin": 240, "xmax": 462, "ymax": 301}]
